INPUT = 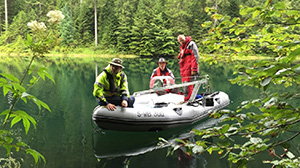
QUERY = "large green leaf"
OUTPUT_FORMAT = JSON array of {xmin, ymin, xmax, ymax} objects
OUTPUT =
[
  {"xmin": 2, "ymin": 84, "xmax": 12, "ymax": 96},
  {"xmin": 10, "ymin": 117, "xmax": 22, "ymax": 128},
  {"xmin": 26, "ymin": 149, "xmax": 46, "ymax": 165},
  {"xmin": 0, "ymin": 110, "xmax": 11, "ymax": 122},
  {"xmin": 11, "ymin": 110, "xmax": 37, "ymax": 134},
  {"xmin": 0, "ymin": 73, "xmax": 20, "ymax": 83}
]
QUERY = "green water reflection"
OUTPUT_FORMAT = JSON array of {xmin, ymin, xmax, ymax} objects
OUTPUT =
[{"xmin": 0, "ymin": 56, "xmax": 261, "ymax": 168}]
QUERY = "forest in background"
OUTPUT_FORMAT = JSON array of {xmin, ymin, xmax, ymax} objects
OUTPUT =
[
  {"xmin": 0, "ymin": 0, "xmax": 299, "ymax": 57},
  {"xmin": 0, "ymin": 0, "xmax": 299, "ymax": 167}
]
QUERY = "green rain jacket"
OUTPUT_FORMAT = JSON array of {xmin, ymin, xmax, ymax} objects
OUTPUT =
[{"xmin": 93, "ymin": 65, "xmax": 130, "ymax": 105}]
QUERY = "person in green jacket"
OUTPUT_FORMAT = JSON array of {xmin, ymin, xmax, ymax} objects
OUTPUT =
[{"xmin": 93, "ymin": 58, "xmax": 135, "ymax": 111}]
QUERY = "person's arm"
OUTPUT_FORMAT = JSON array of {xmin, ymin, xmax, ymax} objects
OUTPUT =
[
  {"xmin": 178, "ymin": 46, "xmax": 184, "ymax": 59},
  {"xmin": 149, "ymin": 69, "xmax": 158, "ymax": 88},
  {"xmin": 120, "ymin": 74, "xmax": 129, "ymax": 107},
  {"xmin": 189, "ymin": 41, "xmax": 199, "ymax": 63},
  {"xmin": 93, "ymin": 73, "xmax": 109, "ymax": 105},
  {"xmin": 150, "ymin": 69, "xmax": 157, "ymax": 79},
  {"xmin": 119, "ymin": 73, "xmax": 130, "ymax": 102},
  {"xmin": 189, "ymin": 54, "xmax": 198, "ymax": 75},
  {"xmin": 93, "ymin": 72, "xmax": 118, "ymax": 110},
  {"xmin": 168, "ymin": 69, "xmax": 175, "ymax": 80},
  {"xmin": 188, "ymin": 42, "xmax": 199, "ymax": 74}
]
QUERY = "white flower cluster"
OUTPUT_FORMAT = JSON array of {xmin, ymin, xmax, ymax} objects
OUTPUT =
[
  {"xmin": 27, "ymin": 21, "xmax": 47, "ymax": 32},
  {"xmin": 47, "ymin": 10, "xmax": 65, "ymax": 24}
]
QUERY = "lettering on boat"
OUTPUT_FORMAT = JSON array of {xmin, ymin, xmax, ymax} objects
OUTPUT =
[
  {"xmin": 137, "ymin": 111, "xmax": 164, "ymax": 117},
  {"xmin": 154, "ymin": 112, "xmax": 164, "ymax": 117}
]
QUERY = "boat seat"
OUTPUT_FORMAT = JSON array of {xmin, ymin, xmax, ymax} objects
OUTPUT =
[
  {"xmin": 154, "ymin": 93, "xmax": 184, "ymax": 105},
  {"xmin": 134, "ymin": 93, "xmax": 184, "ymax": 107}
]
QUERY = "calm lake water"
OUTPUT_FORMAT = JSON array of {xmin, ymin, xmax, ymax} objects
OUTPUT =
[{"xmin": 0, "ymin": 56, "xmax": 265, "ymax": 168}]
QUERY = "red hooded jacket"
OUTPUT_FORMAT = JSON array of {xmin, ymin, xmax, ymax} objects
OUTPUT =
[{"xmin": 178, "ymin": 36, "xmax": 198, "ymax": 82}]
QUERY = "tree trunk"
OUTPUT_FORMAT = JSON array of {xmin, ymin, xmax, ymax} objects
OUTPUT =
[
  {"xmin": 214, "ymin": 0, "xmax": 218, "ymax": 27},
  {"xmin": 94, "ymin": 0, "xmax": 98, "ymax": 48},
  {"xmin": 5, "ymin": 0, "xmax": 8, "ymax": 31}
]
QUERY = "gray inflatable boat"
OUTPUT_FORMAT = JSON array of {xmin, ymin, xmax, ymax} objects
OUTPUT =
[{"xmin": 92, "ymin": 76, "xmax": 230, "ymax": 132}]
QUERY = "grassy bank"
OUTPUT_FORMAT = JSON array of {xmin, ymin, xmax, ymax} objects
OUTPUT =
[
  {"xmin": 0, "ymin": 45, "xmax": 285, "ymax": 61},
  {"xmin": 0, "ymin": 52, "xmax": 138, "ymax": 58},
  {"xmin": 1, "ymin": 52, "xmax": 276, "ymax": 61}
]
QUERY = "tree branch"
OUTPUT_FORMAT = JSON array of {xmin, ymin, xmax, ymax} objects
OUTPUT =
[
  {"xmin": 272, "ymin": 131, "xmax": 300, "ymax": 147},
  {"xmin": 237, "ymin": 118, "xmax": 300, "ymax": 136},
  {"xmin": 2, "ymin": 55, "xmax": 36, "ymax": 129}
]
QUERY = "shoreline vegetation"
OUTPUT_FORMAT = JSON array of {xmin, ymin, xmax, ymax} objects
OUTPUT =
[
  {"xmin": 0, "ymin": 52, "xmax": 277, "ymax": 61},
  {"xmin": 0, "ymin": 52, "xmax": 138, "ymax": 58}
]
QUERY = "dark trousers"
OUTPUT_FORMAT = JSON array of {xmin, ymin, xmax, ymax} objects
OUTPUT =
[{"xmin": 99, "ymin": 96, "xmax": 135, "ymax": 107}]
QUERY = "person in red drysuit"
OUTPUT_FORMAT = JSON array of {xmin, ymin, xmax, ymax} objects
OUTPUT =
[
  {"xmin": 150, "ymin": 57, "xmax": 175, "ymax": 80},
  {"xmin": 150, "ymin": 58, "xmax": 176, "ymax": 94},
  {"xmin": 177, "ymin": 34, "xmax": 199, "ymax": 101}
]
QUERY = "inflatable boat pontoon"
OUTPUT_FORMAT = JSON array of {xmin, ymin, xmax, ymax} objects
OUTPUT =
[{"xmin": 92, "ymin": 76, "xmax": 230, "ymax": 132}]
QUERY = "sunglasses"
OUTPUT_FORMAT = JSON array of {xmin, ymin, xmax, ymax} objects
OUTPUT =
[{"xmin": 112, "ymin": 65, "xmax": 122, "ymax": 69}]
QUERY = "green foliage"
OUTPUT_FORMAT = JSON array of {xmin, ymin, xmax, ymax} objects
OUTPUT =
[
  {"xmin": 59, "ymin": 5, "xmax": 76, "ymax": 46},
  {"xmin": 161, "ymin": 0, "xmax": 300, "ymax": 167},
  {"xmin": 72, "ymin": 2, "xmax": 94, "ymax": 47},
  {"xmin": 0, "ymin": 10, "xmax": 63, "ymax": 166},
  {"xmin": 164, "ymin": 0, "xmax": 193, "ymax": 35},
  {"xmin": 98, "ymin": 0, "xmax": 119, "ymax": 47},
  {"xmin": 26, "ymin": 149, "xmax": 46, "ymax": 165},
  {"xmin": 129, "ymin": 0, "xmax": 177, "ymax": 56},
  {"xmin": 115, "ymin": 0, "xmax": 138, "ymax": 53},
  {"xmin": 3, "ymin": 0, "xmax": 299, "ymax": 57},
  {"xmin": 129, "ymin": 0, "xmax": 153, "ymax": 56}
]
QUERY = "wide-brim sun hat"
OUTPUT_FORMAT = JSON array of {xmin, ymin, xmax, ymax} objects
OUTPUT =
[
  {"xmin": 110, "ymin": 58, "xmax": 124, "ymax": 68},
  {"xmin": 157, "ymin": 57, "xmax": 167, "ymax": 65}
]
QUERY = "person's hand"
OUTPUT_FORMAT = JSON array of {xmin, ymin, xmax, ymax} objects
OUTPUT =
[
  {"xmin": 191, "ymin": 71, "xmax": 196, "ymax": 75},
  {"xmin": 106, "ymin": 103, "xmax": 116, "ymax": 111},
  {"xmin": 121, "ymin": 100, "xmax": 128, "ymax": 107}
]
